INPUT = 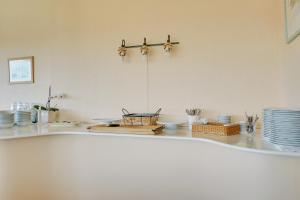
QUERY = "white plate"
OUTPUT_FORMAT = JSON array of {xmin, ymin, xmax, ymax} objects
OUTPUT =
[
  {"xmin": 92, "ymin": 118, "xmax": 120, "ymax": 125},
  {"xmin": 0, "ymin": 123, "xmax": 14, "ymax": 128},
  {"xmin": 16, "ymin": 122, "xmax": 32, "ymax": 126},
  {"xmin": 0, "ymin": 119, "xmax": 14, "ymax": 122},
  {"xmin": 49, "ymin": 121, "xmax": 81, "ymax": 127}
]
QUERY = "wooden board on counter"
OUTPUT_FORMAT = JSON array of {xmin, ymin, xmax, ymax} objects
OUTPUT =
[{"xmin": 87, "ymin": 124, "xmax": 164, "ymax": 135}]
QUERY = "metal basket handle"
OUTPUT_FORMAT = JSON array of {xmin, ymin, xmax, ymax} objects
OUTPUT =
[
  {"xmin": 155, "ymin": 108, "xmax": 162, "ymax": 115},
  {"xmin": 122, "ymin": 108, "xmax": 130, "ymax": 115}
]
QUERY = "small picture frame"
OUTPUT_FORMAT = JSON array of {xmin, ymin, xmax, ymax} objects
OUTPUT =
[{"xmin": 8, "ymin": 56, "xmax": 34, "ymax": 84}]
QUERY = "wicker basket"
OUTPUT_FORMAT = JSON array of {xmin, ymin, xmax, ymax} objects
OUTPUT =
[
  {"xmin": 121, "ymin": 108, "xmax": 161, "ymax": 126},
  {"xmin": 192, "ymin": 122, "xmax": 240, "ymax": 136}
]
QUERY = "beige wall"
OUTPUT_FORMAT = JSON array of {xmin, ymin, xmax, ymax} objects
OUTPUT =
[
  {"xmin": 0, "ymin": 0, "xmax": 284, "ymax": 121},
  {"xmin": 282, "ymin": 38, "xmax": 300, "ymax": 106}
]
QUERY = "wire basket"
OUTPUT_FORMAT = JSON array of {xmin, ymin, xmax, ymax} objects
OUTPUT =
[{"xmin": 122, "ymin": 108, "xmax": 162, "ymax": 126}]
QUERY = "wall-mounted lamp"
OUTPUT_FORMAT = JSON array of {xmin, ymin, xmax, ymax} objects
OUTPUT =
[
  {"xmin": 163, "ymin": 35, "xmax": 173, "ymax": 53},
  {"xmin": 117, "ymin": 35, "xmax": 179, "ymax": 58},
  {"xmin": 140, "ymin": 38, "xmax": 149, "ymax": 56},
  {"xmin": 117, "ymin": 39, "xmax": 127, "ymax": 57}
]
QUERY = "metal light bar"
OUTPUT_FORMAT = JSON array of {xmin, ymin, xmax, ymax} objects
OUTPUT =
[{"xmin": 125, "ymin": 42, "xmax": 180, "ymax": 49}]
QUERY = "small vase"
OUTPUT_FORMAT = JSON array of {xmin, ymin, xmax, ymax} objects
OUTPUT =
[
  {"xmin": 188, "ymin": 115, "xmax": 201, "ymax": 130},
  {"xmin": 41, "ymin": 111, "xmax": 59, "ymax": 123}
]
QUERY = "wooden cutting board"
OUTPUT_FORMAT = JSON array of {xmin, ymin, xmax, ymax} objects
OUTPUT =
[{"xmin": 87, "ymin": 124, "xmax": 164, "ymax": 135}]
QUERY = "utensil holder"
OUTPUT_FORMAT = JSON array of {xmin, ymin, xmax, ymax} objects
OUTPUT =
[
  {"xmin": 187, "ymin": 115, "xmax": 201, "ymax": 130},
  {"xmin": 188, "ymin": 115, "xmax": 201, "ymax": 125},
  {"xmin": 41, "ymin": 111, "xmax": 59, "ymax": 123}
]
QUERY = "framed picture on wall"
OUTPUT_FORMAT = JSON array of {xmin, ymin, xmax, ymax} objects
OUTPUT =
[
  {"xmin": 8, "ymin": 56, "xmax": 34, "ymax": 84},
  {"xmin": 285, "ymin": 0, "xmax": 300, "ymax": 43}
]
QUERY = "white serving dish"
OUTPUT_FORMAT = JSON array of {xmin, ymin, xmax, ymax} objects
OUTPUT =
[{"xmin": 157, "ymin": 121, "xmax": 185, "ymax": 129}]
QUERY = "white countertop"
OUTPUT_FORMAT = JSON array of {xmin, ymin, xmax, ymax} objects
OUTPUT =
[{"xmin": 0, "ymin": 124, "xmax": 299, "ymax": 157}]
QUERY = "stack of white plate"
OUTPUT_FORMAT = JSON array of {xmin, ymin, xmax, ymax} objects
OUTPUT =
[
  {"xmin": 217, "ymin": 115, "xmax": 231, "ymax": 124},
  {"xmin": 263, "ymin": 108, "xmax": 300, "ymax": 150},
  {"xmin": 0, "ymin": 111, "xmax": 14, "ymax": 128},
  {"xmin": 14, "ymin": 111, "xmax": 32, "ymax": 126}
]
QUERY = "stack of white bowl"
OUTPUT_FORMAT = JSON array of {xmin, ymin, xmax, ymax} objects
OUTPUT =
[
  {"xmin": 14, "ymin": 111, "xmax": 32, "ymax": 126},
  {"xmin": 217, "ymin": 115, "xmax": 231, "ymax": 124},
  {"xmin": 263, "ymin": 108, "xmax": 300, "ymax": 150},
  {"xmin": 0, "ymin": 111, "xmax": 15, "ymax": 128}
]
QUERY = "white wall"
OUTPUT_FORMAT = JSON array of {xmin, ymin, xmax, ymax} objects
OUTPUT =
[{"xmin": 0, "ymin": 0, "xmax": 284, "ymax": 121}]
